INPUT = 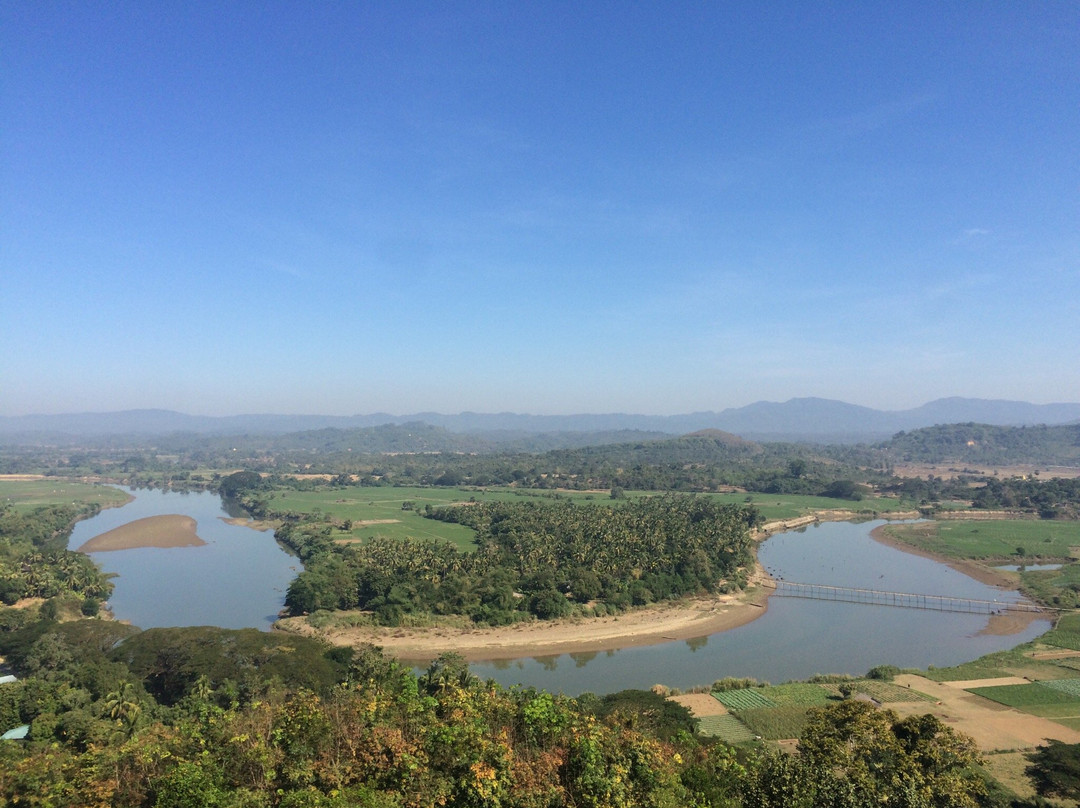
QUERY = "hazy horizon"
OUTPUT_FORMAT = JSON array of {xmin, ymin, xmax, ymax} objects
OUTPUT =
[
  {"xmin": 3, "ymin": 4, "xmax": 1077, "ymax": 417},
  {"xmin": 4, "ymin": 394, "xmax": 1080, "ymax": 422}
]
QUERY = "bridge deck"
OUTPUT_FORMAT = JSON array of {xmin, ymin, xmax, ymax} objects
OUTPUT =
[{"xmin": 769, "ymin": 580, "xmax": 1045, "ymax": 615}]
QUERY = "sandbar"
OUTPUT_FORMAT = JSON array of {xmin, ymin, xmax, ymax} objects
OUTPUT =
[
  {"xmin": 78, "ymin": 515, "xmax": 205, "ymax": 552},
  {"xmin": 275, "ymin": 571, "xmax": 772, "ymax": 664}
]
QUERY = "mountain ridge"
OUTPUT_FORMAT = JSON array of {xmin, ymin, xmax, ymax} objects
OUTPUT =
[{"xmin": 2, "ymin": 397, "xmax": 1079, "ymax": 444}]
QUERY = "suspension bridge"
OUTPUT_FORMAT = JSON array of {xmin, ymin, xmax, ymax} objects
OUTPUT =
[{"xmin": 766, "ymin": 580, "xmax": 1046, "ymax": 615}]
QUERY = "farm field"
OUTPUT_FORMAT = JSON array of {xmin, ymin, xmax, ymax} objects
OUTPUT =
[
  {"xmin": 263, "ymin": 484, "xmax": 914, "ymax": 551},
  {"xmin": 706, "ymin": 680, "xmax": 935, "ymax": 742},
  {"xmin": 713, "ymin": 491, "xmax": 916, "ymax": 520},
  {"xmin": 0, "ymin": 479, "xmax": 131, "ymax": 512},
  {"xmin": 881, "ymin": 519, "xmax": 1080, "ymax": 561}
]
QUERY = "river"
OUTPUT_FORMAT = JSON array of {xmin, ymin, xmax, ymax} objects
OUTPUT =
[
  {"xmin": 71, "ymin": 490, "xmax": 1050, "ymax": 693},
  {"xmin": 68, "ymin": 487, "xmax": 297, "ymax": 630}
]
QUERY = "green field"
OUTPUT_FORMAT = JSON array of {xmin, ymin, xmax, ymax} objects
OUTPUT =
[
  {"xmin": 0, "ymin": 479, "xmax": 132, "ymax": 512},
  {"xmin": 265, "ymin": 485, "xmax": 913, "ymax": 551},
  {"xmin": 737, "ymin": 705, "xmax": 813, "ymax": 740},
  {"xmin": 695, "ymin": 713, "xmax": 756, "ymax": 743},
  {"xmin": 754, "ymin": 683, "xmax": 834, "ymax": 707},
  {"xmin": 712, "ymin": 688, "xmax": 776, "ymax": 711},
  {"xmin": 967, "ymin": 683, "xmax": 1080, "ymax": 709},
  {"xmin": 818, "ymin": 681, "xmax": 936, "ymax": 704},
  {"xmin": 1041, "ymin": 678, "xmax": 1080, "ymax": 698},
  {"xmin": 882, "ymin": 520, "xmax": 1080, "ymax": 561},
  {"xmin": 705, "ymin": 492, "xmax": 915, "ymax": 521}
]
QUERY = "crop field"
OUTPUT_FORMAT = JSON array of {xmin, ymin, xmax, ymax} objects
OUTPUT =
[
  {"xmin": 966, "ymin": 682, "xmax": 1080, "ymax": 709},
  {"xmin": 1039, "ymin": 678, "xmax": 1080, "ymax": 698},
  {"xmin": 883, "ymin": 520, "xmax": 1080, "ymax": 561},
  {"xmin": 755, "ymin": 683, "xmax": 833, "ymax": 707},
  {"xmin": 712, "ymin": 688, "xmax": 776, "ymax": 711},
  {"xmin": 695, "ymin": 714, "xmax": 756, "ymax": 743},
  {"xmin": 737, "ymin": 705, "xmax": 813, "ymax": 740},
  {"xmin": 0, "ymin": 479, "xmax": 131, "ymax": 512},
  {"xmin": 706, "ymin": 492, "xmax": 915, "ymax": 521},
  {"xmin": 819, "ymin": 681, "xmax": 936, "ymax": 704},
  {"xmin": 1040, "ymin": 614, "xmax": 1080, "ymax": 651}
]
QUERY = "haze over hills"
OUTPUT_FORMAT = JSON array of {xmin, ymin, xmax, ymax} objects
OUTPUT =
[{"xmin": 2, "ymin": 397, "xmax": 1079, "ymax": 445}]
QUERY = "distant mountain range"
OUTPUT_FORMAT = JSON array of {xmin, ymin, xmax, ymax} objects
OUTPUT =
[{"xmin": 2, "ymin": 397, "xmax": 1078, "ymax": 444}]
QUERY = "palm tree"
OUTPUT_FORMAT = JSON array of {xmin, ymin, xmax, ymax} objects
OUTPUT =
[{"xmin": 104, "ymin": 682, "xmax": 143, "ymax": 737}]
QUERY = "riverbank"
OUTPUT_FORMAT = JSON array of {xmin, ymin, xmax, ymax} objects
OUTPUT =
[
  {"xmin": 275, "ymin": 569, "xmax": 774, "ymax": 663},
  {"xmin": 869, "ymin": 523, "xmax": 1018, "ymax": 589},
  {"xmin": 77, "ymin": 515, "xmax": 206, "ymax": 552}
]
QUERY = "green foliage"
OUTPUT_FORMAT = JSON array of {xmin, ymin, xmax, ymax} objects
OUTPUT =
[
  {"xmin": 218, "ymin": 470, "xmax": 266, "ymax": 499},
  {"xmin": 592, "ymin": 689, "xmax": 696, "ymax": 742},
  {"xmin": 284, "ymin": 494, "xmax": 758, "ymax": 627},
  {"xmin": 885, "ymin": 423, "xmax": 1080, "ymax": 467},
  {"xmin": 1025, "ymin": 740, "xmax": 1080, "ymax": 800},
  {"xmin": 111, "ymin": 626, "xmax": 348, "ymax": 705},
  {"xmin": 866, "ymin": 664, "xmax": 901, "ymax": 681},
  {"xmin": 0, "ymin": 503, "xmax": 114, "ymax": 604}
]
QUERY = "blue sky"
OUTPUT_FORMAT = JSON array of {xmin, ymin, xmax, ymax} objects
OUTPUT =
[{"xmin": 2, "ymin": 2, "xmax": 1077, "ymax": 416}]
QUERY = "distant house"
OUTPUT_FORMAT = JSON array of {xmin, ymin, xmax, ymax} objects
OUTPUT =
[
  {"xmin": 0, "ymin": 675, "xmax": 17, "ymax": 685},
  {"xmin": 1, "ymin": 725, "xmax": 29, "ymax": 741}
]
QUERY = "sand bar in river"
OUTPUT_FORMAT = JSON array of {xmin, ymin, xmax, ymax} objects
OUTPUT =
[{"xmin": 78, "ymin": 515, "xmax": 205, "ymax": 552}]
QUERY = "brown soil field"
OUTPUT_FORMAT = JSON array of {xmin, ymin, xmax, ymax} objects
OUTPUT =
[
  {"xmin": 77, "ymin": 515, "xmax": 205, "ymax": 552},
  {"xmin": 670, "ymin": 693, "xmax": 728, "ymax": 717},
  {"xmin": 893, "ymin": 674, "xmax": 1080, "ymax": 751}
]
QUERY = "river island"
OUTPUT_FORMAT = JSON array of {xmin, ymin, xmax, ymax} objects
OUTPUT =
[{"xmin": 77, "ymin": 514, "xmax": 206, "ymax": 552}]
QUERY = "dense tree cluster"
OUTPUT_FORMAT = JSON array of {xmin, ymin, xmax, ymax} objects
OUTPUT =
[
  {"xmin": 0, "ymin": 504, "xmax": 112, "ymax": 610},
  {"xmin": 885, "ymin": 424, "xmax": 1080, "ymax": 467},
  {"xmin": 971, "ymin": 477, "xmax": 1080, "ymax": 518},
  {"xmin": 0, "ymin": 612, "xmax": 997, "ymax": 808},
  {"xmin": 283, "ymin": 496, "xmax": 761, "ymax": 625}
]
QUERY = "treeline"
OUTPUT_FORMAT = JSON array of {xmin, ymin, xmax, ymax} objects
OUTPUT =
[
  {"xmin": 281, "ymin": 496, "xmax": 761, "ymax": 625},
  {"xmin": 0, "ymin": 613, "xmax": 1006, "ymax": 808},
  {"xmin": 970, "ymin": 477, "xmax": 1080, "ymax": 518},
  {"xmin": 2, "ymin": 427, "xmax": 893, "ymax": 498},
  {"xmin": 884, "ymin": 423, "xmax": 1080, "ymax": 466},
  {"xmin": 0, "ymin": 503, "xmax": 112, "ymax": 613}
]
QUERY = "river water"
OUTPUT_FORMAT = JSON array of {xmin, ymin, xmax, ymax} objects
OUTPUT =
[
  {"xmin": 68, "ymin": 487, "xmax": 297, "ymax": 630},
  {"xmin": 71, "ymin": 490, "xmax": 1050, "ymax": 693}
]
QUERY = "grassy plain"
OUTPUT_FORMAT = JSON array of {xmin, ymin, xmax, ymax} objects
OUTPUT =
[
  {"xmin": 881, "ymin": 520, "xmax": 1080, "ymax": 560},
  {"xmin": 263, "ymin": 485, "xmax": 918, "ymax": 551},
  {"xmin": 0, "ymin": 479, "xmax": 131, "ymax": 512},
  {"xmin": 266, "ymin": 486, "xmax": 626, "ymax": 550}
]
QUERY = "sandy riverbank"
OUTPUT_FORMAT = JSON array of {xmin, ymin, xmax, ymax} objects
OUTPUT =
[
  {"xmin": 275, "ymin": 572, "xmax": 773, "ymax": 663},
  {"xmin": 77, "ymin": 515, "xmax": 205, "ymax": 552}
]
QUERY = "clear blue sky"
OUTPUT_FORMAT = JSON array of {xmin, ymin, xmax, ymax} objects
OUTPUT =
[{"xmin": 2, "ymin": 2, "xmax": 1077, "ymax": 416}]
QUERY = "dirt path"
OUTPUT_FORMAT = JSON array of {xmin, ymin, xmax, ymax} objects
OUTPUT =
[{"xmin": 893, "ymin": 674, "xmax": 1080, "ymax": 751}]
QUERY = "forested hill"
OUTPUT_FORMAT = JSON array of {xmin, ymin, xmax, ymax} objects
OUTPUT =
[{"xmin": 883, "ymin": 423, "xmax": 1080, "ymax": 466}]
